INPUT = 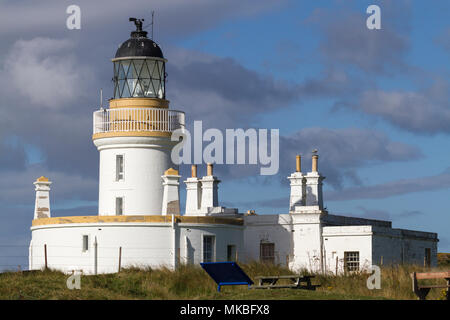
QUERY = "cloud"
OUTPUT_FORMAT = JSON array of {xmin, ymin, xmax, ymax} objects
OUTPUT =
[
  {"xmin": 346, "ymin": 80, "xmax": 450, "ymax": 134},
  {"xmin": 0, "ymin": 138, "xmax": 28, "ymax": 172},
  {"xmin": 397, "ymin": 210, "xmax": 424, "ymax": 219},
  {"xmin": 327, "ymin": 168, "xmax": 450, "ymax": 201},
  {"xmin": 0, "ymin": 0, "xmax": 285, "ymax": 39},
  {"xmin": 353, "ymin": 206, "xmax": 391, "ymax": 221},
  {"xmin": 52, "ymin": 205, "xmax": 98, "ymax": 217},
  {"xmin": 301, "ymin": 4, "xmax": 450, "ymax": 136},
  {"xmin": 308, "ymin": 2, "xmax": 411, "ymax": 75},
  {"xmin": 167, "ymin": 49, "xmax": 300, "ymax": 128},
  {"xmin": 279, "ymin": 127, "xmax": 421, "ymax": 188},
  {"xmin": 2, "ymin": 37, "xmax": 93, "ymax": 108},
  {"xmin": 0, "ymin": 164, "xmax": 97, "ymax": 206}
]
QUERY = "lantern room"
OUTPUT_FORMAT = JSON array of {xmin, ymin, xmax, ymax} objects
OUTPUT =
[{"xmin": 112, "ymin": 18, "xmax": 166, "ymax": 99}]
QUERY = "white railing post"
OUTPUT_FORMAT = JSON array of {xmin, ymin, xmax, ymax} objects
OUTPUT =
[{"xmin": 93, "ymin": 108, "xmax": 185, "ymax": 135}]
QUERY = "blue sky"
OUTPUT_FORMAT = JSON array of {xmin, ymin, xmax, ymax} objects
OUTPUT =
[{"xmin": 0, "ymin": 0, "xmax": 449, "ymax": 270}]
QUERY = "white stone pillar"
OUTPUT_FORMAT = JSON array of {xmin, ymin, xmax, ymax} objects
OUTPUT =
[
  {"xmin": 185, "ymin": 165, "xmax": 202, "ymax": 216},
  {"xmin": 161, "ymin": 168, "xmax": 180, "ymax": 215},
  {"xmin": 33, "ymin": 176, "xmax": 52, "ymax": 219},
  {"xmin": 288, "ymin": 155, "xmax": 306, "ymax": 212},
  {"xmin": 200, "ymin": 164, "xmax": 220, "ymax": 210},
  {"xmin": 305, "ymin": 172, "xmax": 324, "ymax": 209},
  {"xmin": 305, "ymin": 154, "xmax": 325, "ymax": 209}
]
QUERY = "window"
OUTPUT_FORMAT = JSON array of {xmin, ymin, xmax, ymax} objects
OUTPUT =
[
  {"xmin": 260, "ymin": 242, "xmax": 275, "ymax": 264},
  {"xmin": 424, "ymin": 248, "xmax": 431, "ymax": 267},
  {"xmin": 116, "ymin": 155, "xmax": 124, "ymax": 181},
  {"xmin": 203, "ymin": 235, "xmax": 215, "ymax": 263},
  {"xmin": 113, "ymin": 59, "xmax": 165, "ymax": 99},
  {"xmin": 82, "ymin": 235, "xmax": 89, "ymax": 252},
  {"xmin": 116, "ymin": 197, "xmax": 123, "ymax": 215},
  {"xmin": 227, "ymin": 245, "xmax": 236, "ymax": 261},
  {"xmin": 344, "ymin": 251, "xmax": 360, "ymax": 272}
]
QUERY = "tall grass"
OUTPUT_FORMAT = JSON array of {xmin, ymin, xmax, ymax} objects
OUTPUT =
[
  {"xmin": 315, "ymin": 264, "xmax": 448, "ymax": 300},
  {"xmin": 0, "ymin": 261, "xmax": 447, "ymax": 300}
]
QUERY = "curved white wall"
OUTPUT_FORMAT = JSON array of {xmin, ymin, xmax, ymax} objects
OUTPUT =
[
  {"xmin": 30, "ymin": 222, "xmax": 244, "ymax": 274},
  {"xmin": 94, "ymin": 136, "xmax": 177, "ymax": 215}
]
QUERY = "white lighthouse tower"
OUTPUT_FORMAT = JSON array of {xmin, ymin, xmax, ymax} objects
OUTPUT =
[{"xmin": 92, "ymin": 19, "xmax": 185, "ymax": 216}]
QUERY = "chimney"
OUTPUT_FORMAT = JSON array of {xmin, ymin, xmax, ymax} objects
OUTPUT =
[
  {"xmin": 312, "ymin": 154, "xmax": 318, "ymax": 172},
  {"xmin": 207, "ymin": 163, "xmax": 213, "ymax": 176},
  {"xmin": 200, "ymin": 163, "xmax": 220, "ymax": 210},
  {"xmin": 185, "ymin": 165, "xmax": 202, "ymax": 215},
  {"xmin": 288, "ymin": 156, "xmax": 306, "ymax": 212},
  {"xmin": 304, "ymin": 152, "xmax": 325, "ymax": 210},
  {"xmin": 161, "ymin": 168, "xmax": 180, "ymax": 215},
  {"xmin": 34, "ymin": 176, "xmax": 52, "ymax": 219}
]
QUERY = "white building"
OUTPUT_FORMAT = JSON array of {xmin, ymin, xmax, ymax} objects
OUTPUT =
[{"xmin": 29, "ymin": 20, "xmax": 438, "ymax": 274}]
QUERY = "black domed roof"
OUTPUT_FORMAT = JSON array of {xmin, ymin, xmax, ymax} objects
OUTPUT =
[{"xmin": 115, "ymin": 19, "xmax": 164, "ymax": 59}]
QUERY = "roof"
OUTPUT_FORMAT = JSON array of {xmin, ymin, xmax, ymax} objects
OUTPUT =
[{"xmin": 115, "ymin": 30, "xmax": 164, "ymax": 59}]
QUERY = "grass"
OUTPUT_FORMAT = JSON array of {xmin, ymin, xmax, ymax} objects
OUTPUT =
[
  {"xmin": 438, "ymin": 253, "xmax": 450, "ymax": 267},
  {"xmin": 0, "ymin": 259, "xmax": 448, "ymax": 300}
]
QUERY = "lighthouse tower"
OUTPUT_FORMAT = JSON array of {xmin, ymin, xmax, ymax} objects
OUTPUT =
[{"xmin": 92, "ymin": 19, "xmax": 185, "ymax": 216}]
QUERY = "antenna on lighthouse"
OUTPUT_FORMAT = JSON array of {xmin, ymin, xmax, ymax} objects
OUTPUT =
[
  {"xmin": 143, "ymin": 11, "xmax": 155, "ymax": 40},
  {"xmin": 100, "ymin": 88, "xmax": 104, "ymax": 110}
]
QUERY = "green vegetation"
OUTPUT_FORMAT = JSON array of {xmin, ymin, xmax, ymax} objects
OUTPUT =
[
  {"xmin": 438, "ymin": 253, "xmax": 450, "ymax": 267},
  {"xmin": 0, "ymin": 258, "xmax": 448, "ymax": 300}
]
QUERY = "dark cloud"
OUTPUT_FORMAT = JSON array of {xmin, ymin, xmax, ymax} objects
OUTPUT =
[
  {"xmin": 308, "ymin": 1, "xmax": 411, "ymax": 75},
  {"xmin": 52, "ymin": 205, "xmax": 98, "ymax": 217},
  {"xmin": 352, "ymin": 206, "xmax": 391, "ymax": 221},
  {"xmin": 0, "ymin": 164, "xmax": 97, "ymax": 206},
  {"xmin": 280, "ymin": 127, "xmax": 421, "ymax": 188},
  {"xmin": 345, "ymin": 80, "xmax": 450, "ymax": 134},
  {"xmin": 327, "ymin": 168, "xmax": 450, "ymax": 201},
  {"xmin": 328, "ymin": 207, "xmax": 424, "ymax": 222},
  {"xmin": 397, "ymin": 210, "xmax": 424, "ymax": 219},
  {"xmin": 0, "ymin": 138, "xmax": 27, "ymax": 172},
  {"xmin": 0, "ymin": 206, "xmax": 31, "ymax": 271},
  {"xmin": 0, "ymin": 0, "xmax": 284, "ymax": 40},
  {"xmin": 176, "ymin": 126, "xmax": 421, "ymax": 189},
  {"xmin": 167, "ymin": 49, "xmax": 300, "ymax": 128}
]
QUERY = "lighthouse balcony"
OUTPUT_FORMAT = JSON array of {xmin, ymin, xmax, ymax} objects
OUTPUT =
[{"xmin": 93, "ymin": 107, "xmax": 185, "ymax": 138}]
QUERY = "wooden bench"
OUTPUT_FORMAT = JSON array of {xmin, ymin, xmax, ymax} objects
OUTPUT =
[
  {"xmin": 252, "ymin": 275, "xmax": 319, "ymax": 290},
  {"xmin": 411, "ymin": 271, "xmax": 450, "ymax": 300}
]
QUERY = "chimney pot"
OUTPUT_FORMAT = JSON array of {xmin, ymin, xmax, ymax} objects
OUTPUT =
[
  {"xmin": 207, "ymin": 163, "xmax": 213, "ymax": 176},
  {"xmin": 312, "ymin": 154, "xmax": 318, "ymax": 172},
  {"xmin": 296, "ymin": 155, "xmax": 301, "ymax": 172}
]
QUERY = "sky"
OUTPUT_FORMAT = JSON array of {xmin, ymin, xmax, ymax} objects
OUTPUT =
[{"xmin": 0, "ymin": 0, "xmax": 449, "ymax": 270}]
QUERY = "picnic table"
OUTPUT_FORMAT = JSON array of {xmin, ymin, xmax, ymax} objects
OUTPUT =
[
  {"xmin": 252, "ymin": 274, "xmax": 319, "ymax": 290},
  {"xmin": 411, "ymin": 271, "xmax": 450, "ymax": 300}
]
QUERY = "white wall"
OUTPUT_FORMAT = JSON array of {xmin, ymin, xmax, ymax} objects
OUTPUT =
[
  {"xmin": 30, "ymin": 221, "xmax": 244, "ymax": 274},
  {"xmin": 322, "ymin": 225, "xmax": 373, "ymax": 274},
  {"xmin": 179, "ymin": 225, "xmax": 244, "ymax": 264},
  {"xmin": 94, "ymin": 136, "xmax": 177, "ymax": 216},
  {"xmin": 243, "ymin": 214, "xmax": 292, "ymax": 266},
  {"xmin": 289, "ymin": 213, "xmax": 325, "ymax": 273}
]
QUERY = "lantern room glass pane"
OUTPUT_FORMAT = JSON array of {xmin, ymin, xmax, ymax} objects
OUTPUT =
[{"xmin": 113, "ymin": 59, "xmax": 165, "ymax": 99}]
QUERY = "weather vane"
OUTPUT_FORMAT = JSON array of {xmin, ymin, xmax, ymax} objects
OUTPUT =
[{"xmin": 129, "ymin": 17, "xmax": 144, "ymax": 32}]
